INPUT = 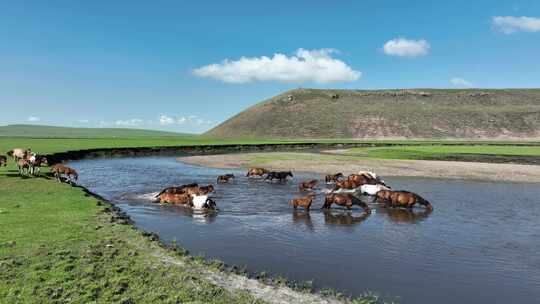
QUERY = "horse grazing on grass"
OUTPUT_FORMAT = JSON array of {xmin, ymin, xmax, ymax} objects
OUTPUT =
[
  {"xmin": 325, "ymin": 173, "xmax": 343, "ymax": 183},
  {"xmin": 50, "ymin": 164, "xmax": 78, "ymax": 183},
  {"xmin": 158, "ymin": 193, "xmax": 192, "ymax": 205},
  {"xmin": 376, "ymin": 190, "xmax": 433, "ymax": 210},
  {"xmin": 246, "ymin": 167, "xmax": 268, "ymax": 178},
  {"xmin": 289, "ymin": 193, "xmax": 316, "ymax": 211},
  {"xmin": 265, "ymin": 171, "xmax": 293, "ymax": 182},
  {"xmin": 217, "ymin": 174, "xmax": 235, "ymax": 183},
  {"xmin": 17, "ymin": 159, "xmax": 31, "ymax": 175},
  {"xmin": 322, "ymin": 193, "xmax": 371, "ymax": 213},
  {"xmin": 0, "ymin": 155, "xmax": 6, "ymax": 167},
  {"xmin": 28, "ymin": 155, "xmax": 48, "ymax": 175},
  {"xmin": 7, "ymin": 148, "xmax": 32, "ymax": 162},
  {"xmin": 298, "ymin": 179, "xmax": 318, "ymax": 191}
]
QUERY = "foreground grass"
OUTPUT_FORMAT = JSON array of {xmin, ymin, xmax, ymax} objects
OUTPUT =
[{"xmin": 0, "ymin": 169, "xmax": 264, "ymax": 303}]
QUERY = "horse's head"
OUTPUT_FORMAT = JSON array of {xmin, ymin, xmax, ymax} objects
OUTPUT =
[{"xmin": 288, "ymin": 171, "xmax": 293, "ymax": 178}]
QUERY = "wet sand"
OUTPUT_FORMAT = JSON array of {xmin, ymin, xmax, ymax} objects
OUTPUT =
[{"xmin": 178, "ymin": 152, "xmax": 540, "ymax": 183}]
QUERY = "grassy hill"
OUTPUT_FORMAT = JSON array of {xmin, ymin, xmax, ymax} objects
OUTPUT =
[
  {"xmin": 0, "ymin": 124, "xmax": 190, "ymax": 138},
  {"xmin": 206, "ymin": 88, "xmax": 540, "ymax": 139}
]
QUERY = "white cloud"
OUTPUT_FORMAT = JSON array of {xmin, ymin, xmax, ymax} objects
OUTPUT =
[
  {"xmin": 493, "ymin": 16, "xmax": 540, "ymax": 34},
  {"xmin": 159, "ymin": 114, "xmax": 212, "ymax": 126},
  {"xmin": 159, "ymin": 115, "xmax": 175, "ymax": 125},
  {"xmin": 98, "ymin": 121, "xmax": 109, "ymax": 127},
  {"xmin": 450, "ymin": 77, "xmax": 473, "ymax": 87},
  {"xmin": 383, "ymin": 38, "xmax": 430, "ymax": 57},
  {"xmin": 115, "ymin": 118, "xmax": 143, "ymax": 127},
  {"xmin": 193, "ymin": 48, "xmax": 361, "ymax": 84},
  {"xmin": 27, "ymin": 116, "xmax": 40, "ymax": 122},
  {"xmin": 77, "ymin": 119, "xmax": 89, "ymax": 123}
]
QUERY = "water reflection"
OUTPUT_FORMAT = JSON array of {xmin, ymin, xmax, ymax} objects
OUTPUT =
[
  {"xmin": 292, "ymin": 209, "xmax": 314, "ymax": 231},
  {"xmin": 376, "ymin": 207, "xmax": 432, "ymax": 224},
  {"xmin": 323, "ymin": 209, "xmax": 370, "ymax": 226}
]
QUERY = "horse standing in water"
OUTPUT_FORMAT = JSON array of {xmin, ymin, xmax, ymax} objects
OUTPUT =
[
  {"xmin": 298, "ymin": 179, "xmax": 318, "ymax": 191},
  {"xmin": 376, "ymin": 190, "xmax": 433, "ymax": 210},
  {"xmin": 0, "ymin": 155, "xmax": 7, "ymax": 167},
  {"xmin": 322, "ymin": 193, "xmax": 371, "ymax": 213},
  {"xmin": 246, "ymin": 167, "xmax": 268, "ymax": 178},
  {"xmin": 155, "ymin": 183, "xmax": 199, "ymax": 197},
  {"xmin": 334, "ymin": 179, "xmax": 361, "ymax": 191},
  {"xmin": 289, "ymin": 193, "xmax": 316, "ymax": 211},
  {"xmin": 158, "ymin": 193, "xmax": 192, "ymax": 205},
  {"xmin": 325, "ymin": 173, "xmax": 344, "ymax": 183},
  {"xmin": 265, "ymin": 171, "xmax": 293, "ymax": 182},
  {"xmin": 217, "ymin": 174, "xmax": 235, "ymax": 183}
]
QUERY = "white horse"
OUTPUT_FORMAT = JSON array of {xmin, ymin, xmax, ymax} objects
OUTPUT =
[
  {"xmin": 359, "ymin": 184, "xmax": 390, "ymax": 196},
  {"xmin": 190, "ymin": 194, "xmax": 217, "ymax": 210}
]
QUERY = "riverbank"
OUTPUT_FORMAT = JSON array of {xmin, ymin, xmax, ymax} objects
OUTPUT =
[{"xmin": 178, "ymin": 152, "xmax": 540, "ymax": 183}]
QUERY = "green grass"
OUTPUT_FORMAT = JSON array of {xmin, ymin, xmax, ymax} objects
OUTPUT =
[
  {"xmin": 343, "ymin": 145, "xmax": 540, "ymax": 160},
  {"xmin": 0, "ymin": 124, "xmax": 190, "ymax": 138}
]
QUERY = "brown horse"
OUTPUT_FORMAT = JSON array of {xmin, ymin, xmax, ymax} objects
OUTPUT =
[
  {"xmin": 17, "ymin": 159, "xmax": 31, "ymax": 175},
  {"xmin": 347, "ymin": 173, "xmax": 379, "ymax": 186},
  {"xmin": 50, "ymin": 164, "xmax": 78, "ymax": 183},
  {"xmin": 289, "ymin": 193, "xmax": 316, "ymax": 210},
  {"xmin": 155, "ymin": 183, "xmax": 199, "ymax": 197},
  {"xmin": 246, "ymin": 167, "xmax": 268, "ymax": 178},
  {"xmin": 29, "ymin": 155, "xmax": 48, "ymax": 175},
  {"xmin": 158, "ymin": 193, "xmax": 192, "ymax": 205},
  {"xmin": 198, "ymin": 184, "xmax": 215, "ymax": 195},
  {"xmin": 376, "ymin": 190, "xmax": 433, "ymax": 210},
  {"xmin": 322, "ymin": 193, "xmax": 371, "ymax": 213},
  {"xmin": 217, "ymin": 174, "xmax": 235, "ymax": 183},
  {"xmin": 334, "ymin": 179, "xmax": 361, "ymax": 190},
  {"xmin": 325, "ymin": 172, "xmax": 343, "ymax": 183},
  {"xmin": 298, "ymin": 179, "xmax": 318, "ymax": 191},
  {"xmin": 0, "ymin": 155, "xmax": 6, "ymax": 167}
]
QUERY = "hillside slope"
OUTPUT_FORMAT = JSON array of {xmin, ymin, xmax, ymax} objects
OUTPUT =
[
  {"xmin": 0, "ymin": 124, "xmax": 188, "ymax": 138},
  {"xmin": 206, "ymin": 89, "xmax": 540, "ymax": 139}
]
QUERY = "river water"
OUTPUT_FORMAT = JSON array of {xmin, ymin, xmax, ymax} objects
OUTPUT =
[{"xmin": 69, "ymin": 156, "xmax": 540, "ymax": 304}]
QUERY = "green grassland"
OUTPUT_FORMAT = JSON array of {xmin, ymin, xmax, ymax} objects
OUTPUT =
[
  {"xmin": 1, "ymin": 130, "xmax": 540, "ymax": 303},
  {"xmin": 0, "ymin": 124, "xmax": 190, "ymax": 138}
]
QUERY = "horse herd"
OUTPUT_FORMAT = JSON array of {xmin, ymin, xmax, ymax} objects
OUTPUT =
[
  {"xmin": 3, "ymin": 148, "xmax": 433, "ymax": 214},
  {"xmin": 154, "ymin": 167, "xmax": 434, "ymax": 213},
  {"xmin": 4, "ymin": 148, "xmax": 79, "ymax": 183}
]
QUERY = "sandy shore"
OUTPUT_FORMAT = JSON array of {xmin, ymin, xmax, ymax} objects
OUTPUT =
[{"xmin": 178, "ymin": 152, "xmax": 540, "ymax": 183}]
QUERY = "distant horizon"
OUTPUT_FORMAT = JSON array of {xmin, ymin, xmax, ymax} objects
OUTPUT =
[{"xmin": 1, "ymin": 1, "xmax": 539, "ymax": 132}]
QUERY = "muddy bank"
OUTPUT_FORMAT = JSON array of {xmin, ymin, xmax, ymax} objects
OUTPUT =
[{"xmin": 178, "ymin": 152, "xmax": 540, "ymax": 183}]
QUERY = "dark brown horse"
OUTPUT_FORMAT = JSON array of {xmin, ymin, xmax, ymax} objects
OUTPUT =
[
  {"xmin": 217, "ymin": 174, "xmax": 235, "ymax": 183},
  {"xmin": 376, "ymin": 190, "xmax": 433, "ymax": 210},
  {"xmin": 325, "ymin": 172, "xmax": 343, "ymax": 183},
  {"xmin": 246, "ymin": 167, "xmax": 268, "ymax": 178},
  {"xmin": 0, "ymin": 155, "xmax": 6, "ymax": 167},
  {"xmin": 265, "ymin": 171, "xmax": 293, "ymax": 182},
  {"xmin": 197, "ymin": 184, "xmax": 215, "ymax": 195},
  {"xmin": 322, "ymin": 193, "xmax": 371, "ymax": 213},
  {"xmin": 50, "ymin": 164, "xmax": 78, "ymax": 183},
  {"xmin": 29, "ymin": 155, "xmax": 48, "ymax": 175},
  {"xmin": 298, "ymin": 179, "xmax": 318, "ymax": 191},
  {"xmin": 289, "ymin": 193, "xmax": 316, "ymax": 210}
]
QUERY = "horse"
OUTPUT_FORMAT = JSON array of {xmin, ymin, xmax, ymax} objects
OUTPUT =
[
  {"xmin": 298, "ymin": 179, "xmax": 318, "ymax": 191},
  {"xmin": 376, "ymin": 190, "xmax": 433, "ymax": 210},
  {"xmin": 197, "ymin": 184, "xmax": 214, "ymax": 195},
  {"xmin": 158, "ymin": 193, "xmax": 192, "ymax": 205},
  {"xmin": 191, "ymin": 194, "xmax": 217, "ymax": 210},
  {"xmin": 334, "ymin": 179, "xmax": 361, "ymax": 191},
  {"xmin": 17, "ymin": 159, "xmax": 31, "ymax": 175},
  {"xmin": 347, "ymin": 173, "xmax": 379, "ymax": 186},
  {"xmin": 217, "ymin": 174, "xmax": 235, "ymax": 183},
  {"xmin": 246, "ymin": 167, "xmax": 268, "ymax": 178},
  {"xmin": 325, "ymin": 172, "xmax": 343, "ymax": 183},
  {"xmin": 322, "ymin": 193, "xmax": 371, "ymax": 213},
  {"xmin": 359, "ymin": 184, "xmax": 390, "ymax": 196},
  {"xmin": 0, "ymin": 155, "xmax": 6, "ymax": 167},
  {"xmin": 356, "ymin": 171, "xmax": 388, "ymax": 186},
  {"xmin": 28, "ymin": 154, "xmax": 48, "ymax": 175},
  {"xmin": 155, "ymin": 183, "xmax": 199, "ymax": 197},
  {"xmin": 265, "ymin": 171, "xmax": 293, "ymax": 182},
  {"xmin": 289, "ymin": 193, "xmax": 316, "ymax": 210},
  {"xmin": 7, "ymin": 148, "xmax": 31, "ymax": 162},
  {"xmin": 50, "ymin": 164, "xmax": 78, "ymax": 183}
]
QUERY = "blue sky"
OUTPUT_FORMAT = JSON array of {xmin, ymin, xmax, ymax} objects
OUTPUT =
[{"xmin": 0, "ymin": 0, "xmax": 539, "ymax": 133}]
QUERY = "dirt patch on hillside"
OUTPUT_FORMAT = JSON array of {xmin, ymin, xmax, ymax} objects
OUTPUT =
[{"xmin": 178, "ymin": 153, "xmax": 540, "ymax": 183}]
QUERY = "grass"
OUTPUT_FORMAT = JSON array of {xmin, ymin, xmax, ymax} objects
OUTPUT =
[{"xmin": 0, "ymin": 124, "xmax": 189, "ymax": 138}]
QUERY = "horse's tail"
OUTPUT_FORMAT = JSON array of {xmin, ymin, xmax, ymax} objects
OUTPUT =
[{"xmin": 415, "ymin": 194, "xmax": 433, "ymax": 210}]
